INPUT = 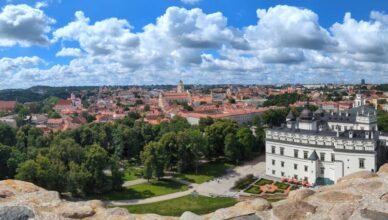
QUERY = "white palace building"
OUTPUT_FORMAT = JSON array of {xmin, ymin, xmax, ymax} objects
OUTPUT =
[{"xmin": 265, "ymin": 94, "xmax": 388, "ymax": 185}]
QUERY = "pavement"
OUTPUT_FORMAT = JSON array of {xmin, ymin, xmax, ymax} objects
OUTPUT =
[
  {"xmin": 105, "ymin": 154, "xmax": 267, "ymax": 206},
  {"xmin": 196, "ymin": 154, "xmax": 266, "ymax": 197}
]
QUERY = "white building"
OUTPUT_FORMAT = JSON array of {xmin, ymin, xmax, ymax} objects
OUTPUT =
[{"xmin": 265, "ymin": 95, "xmax": 388, "ymax": 185}]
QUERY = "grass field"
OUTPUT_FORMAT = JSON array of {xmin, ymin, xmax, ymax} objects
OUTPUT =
[
  {"xmin": 245, "ymin": 185, "xmax": 262, "ymax": 194},
  {"xmin": 176, "ymin": 162, "xmax": 235, "ymax": 184},
  {"xmin": 256, "ymin": 178, "xmax": 273, "ymax": 186},
  {"xmin": 88, "ymin": 179, "xmax": 189, "ymax": 200},
  {"xmin": 274, "ymin": 182, "xmax": 290, "ymax": 190},
  {"xmin": 123, "ymin": 167, "xmax": 143, "ymax": 181},
  {"xmin": 114, "ymin": 195, "xmax": 237, "ymax": 216}
]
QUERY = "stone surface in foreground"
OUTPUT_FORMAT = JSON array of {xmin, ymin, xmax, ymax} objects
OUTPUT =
[{"xmin": 2, "ymin": 164, "xmax": 388, "ymax": 219}]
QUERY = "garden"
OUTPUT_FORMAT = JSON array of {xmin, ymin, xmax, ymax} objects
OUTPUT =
[{"xmin": 243, "ymin": 178, "xmax": 299, "ymax": 195}]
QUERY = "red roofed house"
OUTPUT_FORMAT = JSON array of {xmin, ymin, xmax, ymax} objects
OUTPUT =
[
  {"xmin": 0, "ymin": 101, "xmax": 17, "ymax": 113},
  {"xmin": 53, "ymin": 99, "xmax": 74, "ymax": 112}
]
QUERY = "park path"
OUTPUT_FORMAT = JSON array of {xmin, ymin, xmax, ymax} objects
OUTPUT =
[
  {"xmin": 196, "ymin": 154, "xmax": 266, "ymax": 197},
  {"xmin": 105, "ymin": 188, "xmax": 195, "ymax": 206},
  {"xmin": 104, "ymin": 154, "xmax": 266, "ymax": 206}
]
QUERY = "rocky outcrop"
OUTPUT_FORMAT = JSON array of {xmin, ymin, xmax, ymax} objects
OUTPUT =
[
  {"xmin": 3, "ymin": 165, "xmax": 388, "ymax": 219},
  {"xmin": 0, "ymin": 180, "xmax": 135, "ymax": 220}
]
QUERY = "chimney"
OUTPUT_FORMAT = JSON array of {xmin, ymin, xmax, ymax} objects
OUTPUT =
[{"xmin": 349, "ymin": 130, "xmax": 353, "ymax": 138}]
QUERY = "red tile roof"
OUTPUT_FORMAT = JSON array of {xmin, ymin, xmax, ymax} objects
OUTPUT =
[
  {"xmin": 0, "ymin": 101, "xmax": 17, "ymax": 109},
  {"xmin": 56, "ymin": 99, "xmax": 73, "ymax": 106}
]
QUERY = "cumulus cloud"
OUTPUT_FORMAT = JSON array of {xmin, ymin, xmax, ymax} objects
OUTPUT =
[
  {"xmin": 1, "ymin": 5, "xmax": 388, "ymax": 88},
  {"xmin": 56, "ymin": 47, "xmax": 82, "ymax": 57},
  {"xmin": 0, "ymin": 4, "xmax": 55, "ymax": 47},
  {"xmin": 245, "ymin": 5, "xmax": 336, "ymax": 50},
  {"xmin": 53, "ymin": 11, "xmax": 139, "ymax": 56},
  {"xmin": 331, "ymin": 11, "xmax": 388, "ymax": 62}
]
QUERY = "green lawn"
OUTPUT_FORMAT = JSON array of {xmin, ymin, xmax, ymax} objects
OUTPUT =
[
  {"xmin": 123, "ymin": 167, "xmax": 143, "ymax": 181},
  {"xmin": 245, "ymin": 185, "xmax": 262, "ymax": 194},
  {"xmin": 114, "ymin": 195, "xmax": 237, "ymax": 216},
  {"xmin": 274, "ymin": 182, "xmax": 290, "ymax": 190},
  {"xmin": 176, "ymin": 162, "xmax": 235, "ymax": 184},
  {"xmin": 256, "ymin": 178, "xmax": 273, "ymax": 186},
  {"xmin": 88, "ymin": 179, "xmax": 189, "ymax": 200}
]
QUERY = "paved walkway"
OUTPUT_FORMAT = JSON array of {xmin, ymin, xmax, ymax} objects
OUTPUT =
[
  {"xmin": 105, "ymin": 188, "xmax": 195, "ymax": 206},
  {"xmin": 196, "ymin": 154, "xmax": 266, "ymax": 197},
  {"xmin": 105, "ymin": 154, "xmax": 266, "ymax": 206}
]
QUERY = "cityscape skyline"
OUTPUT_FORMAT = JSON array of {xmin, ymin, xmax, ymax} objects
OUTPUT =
[{"xmin": 0, "ymin": 0, "xmax": 387, "ymax": 88}]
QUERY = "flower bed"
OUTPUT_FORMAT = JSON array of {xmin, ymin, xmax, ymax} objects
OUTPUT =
[{"xmin": 274, "ymin": 182, "xmax": 290, "ymax": 190}]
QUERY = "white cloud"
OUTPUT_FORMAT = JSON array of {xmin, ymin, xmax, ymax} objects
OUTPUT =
[
  {"xmin": 331, "ymin": 11, "xmax": 388, "ymax": 62},
  {"xmin": 245, "ymin": 5, "xmax": 336, "ymax": 50},
  {"xmin": 1, "ymin": 5, "xmax": 388, "ymax": 88},
  {"xmin": 56, "ymin": 47, "xmax": 82, "ymax": 57},
  {"xmin": 0, "ymin": 4, "xmax": 55, "ymax": 47}
]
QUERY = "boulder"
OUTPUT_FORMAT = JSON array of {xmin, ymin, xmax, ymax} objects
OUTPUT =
[
  {"xmin": 180, "ymin": 211, "xmax": 202, "ymax": 220},
  {"xmin": 329, "ymin": 203, "xmax": 354, "ymax": 220},
  {"xmin": 337, "ymin": 171, "xmax": 378, "ymax": 183},
  {"xmin": 288, "ymin": 189, "xmax": 315, "ymax": 201},
  {"xmin": 356, "ymin": 181, "xmax": 383, "ymax": 191},
  {"xmin": 316, "ymin": 191, "xmax": 362, "ymax": 203},
  {"xmin": 377, "ymin": 163, "xmax": 388, "ymax": 174},
  {"xmin": 234, "ymin": 198, "xmax": 271, "ymax": 211},
  {"xmin": 0, "ymin": 180, "xmax": 43, "ymax": 193},
  {"xmin": 273, "ymin": 201, "xmax": 316, "ymax": 220},
  {"xmin": 0, "ymin": 190, "xmax": 15, "ymax": 198},
  {"xmin": 106, "ymin": 207, "xmax": 135, "ymax": 220},
  {"xmin": 360, "ymin": 208, "xmax": 388, "ymax": 220},
  {"xmin": 380, "ymin": 193, "xmax": 388, "ymax": 202},
  {"xmin": 0, "ymin": 206, "xmax": 35, "ymax": 220},
  {"xmin": 55, "ymin": 203, "xmax": 96, "ymax": 219},
  {"xmin": 18, "ymin": 191, "xmax": 61, "ymax": 208}
]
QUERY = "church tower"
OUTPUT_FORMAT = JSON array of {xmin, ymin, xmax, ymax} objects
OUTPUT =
[
  {"xmin": 354, "ymin": 93, "xmax": 365, "ymax": 108},
  {"xmin": 177, "ymin": 80, "xmax": 184, "ymax": 93}
]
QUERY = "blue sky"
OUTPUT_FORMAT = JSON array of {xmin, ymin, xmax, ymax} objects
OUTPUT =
[{"xmin": 0, "ymin": 0, "xmax": 387, "ymax": 88}]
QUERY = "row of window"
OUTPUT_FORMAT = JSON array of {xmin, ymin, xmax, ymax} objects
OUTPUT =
[
  {"xmin": 271, "ymin": 159, "xmax": 309, "ymax": 171},
  {"xmin": 271, "ymin": 170, "xmax": 308, "ymax": 182},
  {"xmin": 271, "ymin": 146, "xmax": 335, "ymax": 162}
]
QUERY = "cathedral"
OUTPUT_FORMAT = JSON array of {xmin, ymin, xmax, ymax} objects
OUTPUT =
[{"xmin": 265, "ymin": 94, "xmax": 388, "ymax": 185}]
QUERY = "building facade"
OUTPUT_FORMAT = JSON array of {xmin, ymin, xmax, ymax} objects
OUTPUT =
[{"xmin": 265, "ymin": 95, "xmax": 388, "ymax": 185}]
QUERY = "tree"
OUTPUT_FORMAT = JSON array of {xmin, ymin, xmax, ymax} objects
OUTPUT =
[
  {"xmin": 15, "ymin": 155, "xmax": 67, "ymax": 192},
  {"xmin": 261, "ymin": 109, "xmax": 288, "ymax": 127},
  {"xmin": 236, "ymin": 127, "xmax": 254, "ymax": 159},
  {"xmin": 378, "ymin": 114, "xmax": 388, "ymax": 132},
  {"xmin": 185, "ymin": 129, "xmax": 207, "ymax": 174},
  {"xmin": 0, "ymin": 124, "xmax": 16, "ymax": 146},
  {"xmin": 199, "ymin": 117, "xmax": 214, "ymax": 131},
  {"xmin": 224, "ymin": 133, "xmax": 240, "ymax": 164},
  {"xmin": 140, "ymin": 142, "xmax": 167, "ymax": 180},
  {"xmin": 67, "ymin": 162, "xmax": 92, "ymax": 195},
  {"xmin": 0, "ymin": 145, "xmax": 12, "ymax": 179},
  {"xmin": 83, "ymin": 144, "xmax": 111, "ymax": 193},
  {"xmin": 205, "ymin": 119, "xmax": 238, "ymax": 158}
]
